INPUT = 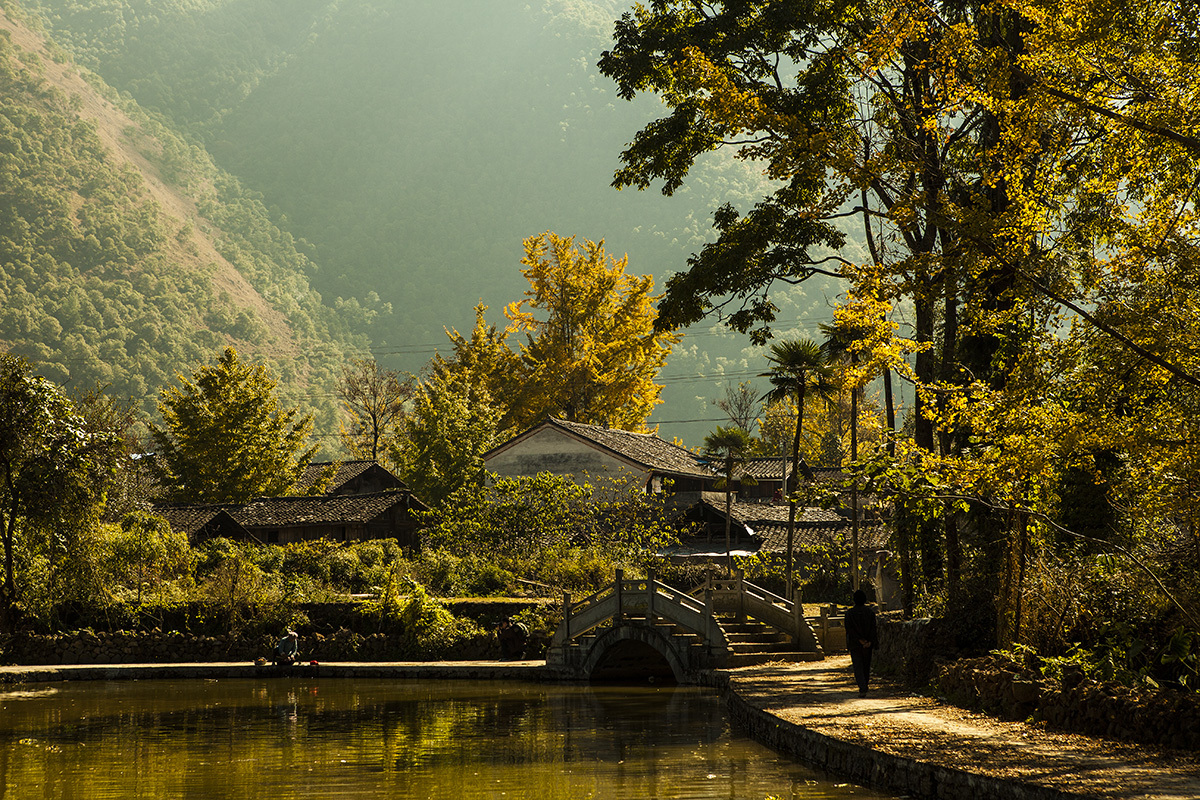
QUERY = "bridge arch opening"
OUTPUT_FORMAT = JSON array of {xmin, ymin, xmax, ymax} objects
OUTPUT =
[{"xmin": 588, "ymin": 639, "xmax": 679, "ymax": 684}]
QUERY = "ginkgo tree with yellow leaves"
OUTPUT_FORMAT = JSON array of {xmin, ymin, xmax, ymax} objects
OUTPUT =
[
  {"xmin": 395, "ymin": 233, "xmax": 679, "ymax": 504},
  {"xmin": 500, "ymin": 232, "xmax": 679, "ymax": 431},
  {"xmin": 501, "ymin": 231, "xmax": 679, "ymax": 432}
]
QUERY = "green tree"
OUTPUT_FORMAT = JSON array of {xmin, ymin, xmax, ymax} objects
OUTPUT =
[
  {"xmin": 702, "ymin": 426, "xmax": 756, "ymax": 576},
  {"xmin": 0, "ymin": 355, "xmax": 119, "ymax": 617},
  {"xmin": 821, "ymin": 319, "xmax": 869, "ymax": 590},
  {"xmin": 712, "ymin": 381, "xmax": 761, "ymax": 438},
  {"xmin": 395, "ymin": 367, "xmax": 502, "ymax": 507},
  {"xmin": 420, "ymin": 471, "xmax": 678, "ymax": 593},
  {"xmin": 150, "ymin": 347, "xmax": 316, "ymax": 504},
  {"xmin": 434, "ymin": 303, "xmax": 520, "ymax": 420},
  {"xmin": 106, "ymin": 511, "xmax": 191, "ymax": 605},
  {"xmin": 760, "ymin": 339, "xmax": 836, "ymax": 599}
]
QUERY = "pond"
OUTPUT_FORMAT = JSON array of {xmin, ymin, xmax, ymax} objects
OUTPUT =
[{"xmin": 0, "ymin": 679, "xmax": 895, "ymax": 799}]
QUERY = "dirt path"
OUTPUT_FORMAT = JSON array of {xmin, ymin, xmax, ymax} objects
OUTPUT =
[{"xmin": 725, "ymin": 657, "xmax": 1200, "ymax": 800}]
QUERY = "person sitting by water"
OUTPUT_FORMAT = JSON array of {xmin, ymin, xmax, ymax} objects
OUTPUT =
[
  {"xmin": 274, "ymin": 630, "xmax": 299, "ymax": 665},
  {"xmin": 496, "ymin": 617, "xmax": 528, "ymax": 660}
]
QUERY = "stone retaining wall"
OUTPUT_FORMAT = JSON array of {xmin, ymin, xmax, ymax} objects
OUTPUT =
[
  {"xmin": 937, "ymin": 652, "xmax": 1200, "ymax": 751},
  {"xmin": 873, "ymin": 614, "xmax": 964, "ymax": 686},
  {"xmin": 1, "ymin": 628, "xmax": 501, "ymax": 664},
  {"xmin": 0, "ymin": 599, "xmax": 552, "ymax": 666}
]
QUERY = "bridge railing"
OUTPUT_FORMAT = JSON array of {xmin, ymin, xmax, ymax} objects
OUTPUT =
[
  {"xmin": 549, "ymin": 569, "xmax": 727, "ymax": 654},
  {"xmin": 693, "ymin": 571, "xmax": 821, "ymax": 653}
]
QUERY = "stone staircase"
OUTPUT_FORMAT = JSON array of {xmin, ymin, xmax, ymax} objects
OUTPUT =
[{"xmin": 716, "ymin": 614, "xmax": 824, "ymax": 666}]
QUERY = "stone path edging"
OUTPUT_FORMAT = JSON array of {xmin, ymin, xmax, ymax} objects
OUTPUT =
[{"xmin": 704, "ymin": 670, "xmax": 1081, "ymax": 800}]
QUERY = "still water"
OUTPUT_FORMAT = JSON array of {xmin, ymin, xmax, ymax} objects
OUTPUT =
[{"xmin": 0, "ymin": 679, "xmax": 894, "ymax": 800}]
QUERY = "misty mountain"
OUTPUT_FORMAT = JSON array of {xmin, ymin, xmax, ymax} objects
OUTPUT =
[
  {"xmin": 0, "ymin": 5, "xmax": 362, "ymax": 444},
  {"xmin": 14, "ymin": 0, "xmax": 861, "ymax": 440}
]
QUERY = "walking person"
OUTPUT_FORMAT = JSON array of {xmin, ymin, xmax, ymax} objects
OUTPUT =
[{"xmin": 844, "ymin": 589, "xmax": 877, "ymax": 697}]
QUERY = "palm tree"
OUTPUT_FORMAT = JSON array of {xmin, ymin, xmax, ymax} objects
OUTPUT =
[
  {"xmin": 702, "ymin": 426, "xmax": 755, "ymax": 576},
  {"xmin": 759, "ymin": 338, "xmax": 836, "ymax": 599}
]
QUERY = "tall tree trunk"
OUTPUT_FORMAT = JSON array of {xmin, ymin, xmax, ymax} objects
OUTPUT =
[
  {"xmin": 945, "ymin": 510, "xmax": 960, "ymax": 611},
  {"xmin": 724, "ymin": 477, "xmax": 734, "ymax": 577},
  {"xmin": 939, "ymin": 260, "xmax": 962, "ymax": 607},
  {"xmin": 786, "ymin": 385, "xmax": 808, "ymax": 600},
  {"xmin": 913, "ymin": 284, "xmax": 942, "ymax": 590},
  {"xmin": 896, "ymin": 501, "xmax": 915, "ymax": 617},
  {"xmin": 883, "ymin": 367, "xmax": 895, "ymax": 458},
  {"xmin": 2, "ymin": 469, "xmax": 16, "ymax": 603},
  {"xmin": 850, "ymin": 384, "xmax": 859, "ymax": 591},
  {"xmin": 1014, "ymin": 508, "xmax": 1030, "ymax": 644}
]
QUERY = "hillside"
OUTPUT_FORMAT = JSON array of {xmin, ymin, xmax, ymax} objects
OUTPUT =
[
  {"xmin": 0, "ymin": 6, "xmax": 364, "ymax": 443},
  {"xmin": 11, "ymin": 0, "xmax": 864, "ymax": 438}
]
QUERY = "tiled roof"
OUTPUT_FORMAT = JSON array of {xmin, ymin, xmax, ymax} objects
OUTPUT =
[
  {"xmin": 154, "ymin": 505, "xmax": 238, "ymax": 538},
  {"xmin": 233, "ymin": 491, "xmax": 420, "ymax": 527},
  {"xmin": 700, "ymin": 493, "xmax": 844, "ymax": 523},
  {"xmin": 546, "ymin": 418, "xmax": 715, "ymax": 479},
  {"xmin": 155, "ymin": 490, "xmax": 426, "ymax": 535},
  {"xmin": 695, "ymin": 494, "xmax": 889, "ymax": 551},
  {"xmin": 734, "ymin": 458, "xmax": 797, "ymax": 481},
  {"xmin": 752, "ymin": 519, "xmax": 890, "ymax": 552},
  {"xmin": 293, "ymin": 460, "xmax": 400, "ymax": 494},
  {"xmin": 809, "ymin": 466, "xmax": 849, "ymax": 486}
]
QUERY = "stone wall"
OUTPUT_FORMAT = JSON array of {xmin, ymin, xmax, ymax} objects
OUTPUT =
[
  {"xmin": 937, "ymin": 652, "xmax": 1200, "ymax": 751},
  {"xmin": 0, "ymin": 599, "xmax": 552, "ymax": 665},
  {"xmin": 0, "ymin": 628, "xmax": 506, "ymax": 664},
  {"xmin": 873, "ymin": 613, "xmax": 964, "ymax": 686}
]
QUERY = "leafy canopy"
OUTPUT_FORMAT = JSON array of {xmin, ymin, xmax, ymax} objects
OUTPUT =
[
  {"xmin": 394, "ymin": 363, "xmax": 503, "ymax": 507},
  {"xmin": 150, "ymin": 347, "xmax": 316, "ymax": 504},
  {"xmin": 421, "ymin": 471, "xmax": 680, "ymax": 593},
  {"xmin": 0, "ymin": 354, "xmax": 121, "ymax": 609},
  {"xmin": 504, "ymin": 232, "xmax": 680, "ymax": 431},
  {"xmin": 338, "ymin": 357, "xmax": 415, "ymax": 467}
]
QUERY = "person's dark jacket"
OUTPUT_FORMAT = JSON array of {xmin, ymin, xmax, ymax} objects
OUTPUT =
[{"xmin": 844, "ymin": 604, "xmax": 878, "ymax": 652}]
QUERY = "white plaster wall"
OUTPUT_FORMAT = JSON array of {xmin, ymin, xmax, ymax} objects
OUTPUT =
[{"xmin": 485, "ymin": 428, "xmax": 648, "ymax": 483}]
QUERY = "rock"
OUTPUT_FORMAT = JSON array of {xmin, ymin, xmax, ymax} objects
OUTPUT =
[{"xmin": 1011, "ymin": 680, "xmax": 1039, "ymax": 704}]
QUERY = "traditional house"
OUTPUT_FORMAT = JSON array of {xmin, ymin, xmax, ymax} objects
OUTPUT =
[
  {"xmin": 233, "ymin": 491, "xmax": 426, "ymax": 548},
  {"xmin": 154, "ymin": 505, "xmax": 250, "ymax": 543},
  {"xmin": 155, "ymin": 490, "xmax": 427, "ymax": 550},
  {"xmin": 153, "ymin": 461, "xmax": 427, "ymax": 550},
  {"xmin": 729, "ymin": 457, "xmax": 801, "ymax": 501},
  {"xmin": 664, "ymin": 492, "xmax": 899, "ymax": 607},
  {"xmin": 483, "ymin": 418, "xmax": 716, "ymax": 505}
]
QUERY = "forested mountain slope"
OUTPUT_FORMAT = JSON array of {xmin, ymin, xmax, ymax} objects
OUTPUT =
[
  {"xmin": 12, "ymin": 0, "xmax": 858, "ymax": 437},
  {"xmin": 0, "ymin": 7, "xmax": 364, "ymax": 439}
]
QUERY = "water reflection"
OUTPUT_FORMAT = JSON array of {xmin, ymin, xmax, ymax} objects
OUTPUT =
[{"xmin": 0, "ymin": 679, "xmax": 893, "ymax": 800}]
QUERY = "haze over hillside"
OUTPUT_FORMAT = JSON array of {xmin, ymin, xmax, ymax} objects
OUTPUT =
[
  {"xmin": 0, "ymin": 6, "xmax": 364, "ymax": 445},
  {"xmin": 11, "ymin": 0, "xmax": 865, "ymax": 440}
]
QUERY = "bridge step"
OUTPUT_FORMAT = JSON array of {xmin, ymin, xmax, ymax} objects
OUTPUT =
[{"xmin": 712, "ymin": 614, "xmax": 815, "ymax": 664}]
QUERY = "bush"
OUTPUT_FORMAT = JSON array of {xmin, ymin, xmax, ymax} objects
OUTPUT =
[{"xmin": 357, "ymin": 577, "xmax": 484, "ymax": 658}]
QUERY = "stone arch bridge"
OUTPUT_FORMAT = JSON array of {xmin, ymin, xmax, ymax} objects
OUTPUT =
[{"xmin": 544, "ymin": 571, "xmax": 824, "ymax": 683}]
